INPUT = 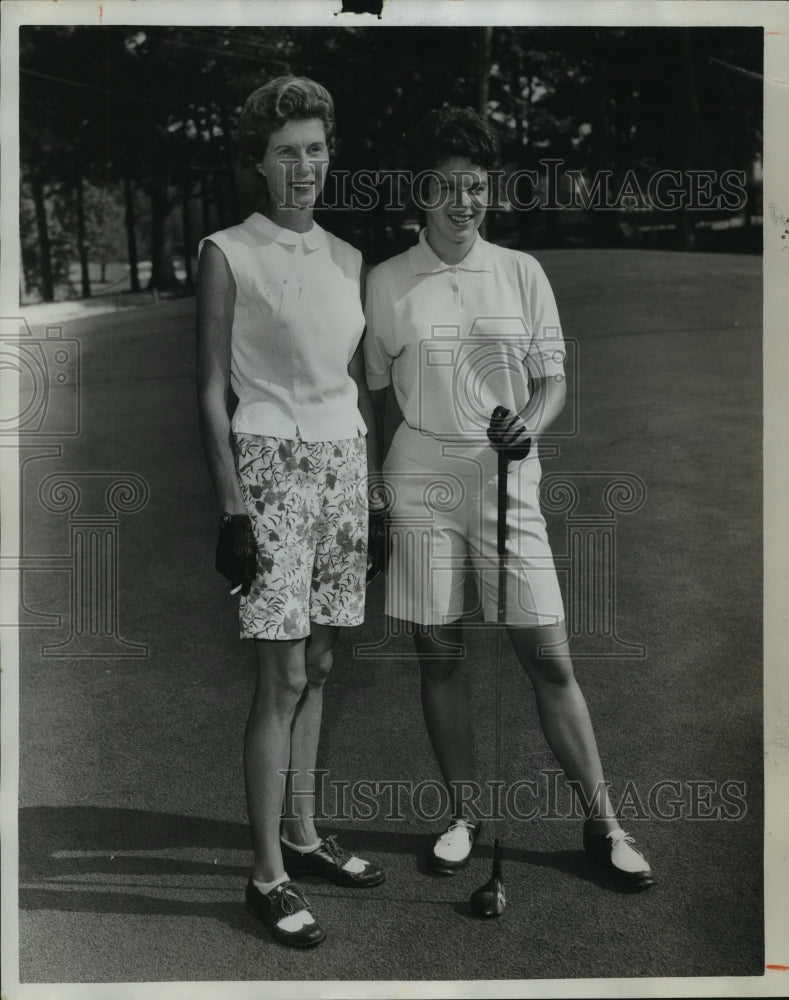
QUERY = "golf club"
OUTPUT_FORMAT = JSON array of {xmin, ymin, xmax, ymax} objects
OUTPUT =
[{"xmin": 469, "ymin": 408, "xmax": 530, "ymax": 919}]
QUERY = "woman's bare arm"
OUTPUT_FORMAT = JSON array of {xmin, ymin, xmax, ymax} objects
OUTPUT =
[
  {"xmin": 522, "ymin": 374, "xmax": 567, "ymax": 439},
  {"xmin": 350, "ymin": 261, "xmax": 388, "ymax": 508},
  {"xmin": 195, "ymin": 241, "xmax": 247, "ymax": 515},
  {"xmin": 490, "ymin": 375, "xmax": 567, "ymax": 455},
  {"xmin": 349, "ymin": 338, "xmax": 386, "ymax": 507}
]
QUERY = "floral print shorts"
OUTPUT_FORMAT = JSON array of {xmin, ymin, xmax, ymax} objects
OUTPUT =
[{"xmin": 235, "ymin": 433, "xmax": 367, "ymax": 640}]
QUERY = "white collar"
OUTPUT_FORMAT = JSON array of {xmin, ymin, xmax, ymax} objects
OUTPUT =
[
  {"xmin": 248, "ymin": 212, "xmax": 326, "ymax": 251},
  {"xmin": 409, "ymin": 228, "xmax": 492, "ymax": 275}
]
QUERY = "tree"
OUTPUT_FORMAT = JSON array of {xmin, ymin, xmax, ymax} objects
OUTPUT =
[
  {"xmin": 19, "ymin": 26, "xmax": 77, "ymax": 300},
  {"xmin": 19, "ymin": 22, "xmax": 763, "ymax": 296},
  {"xmin": 485, "ymin": 26, "xmax": 762, "ymax": 249}
]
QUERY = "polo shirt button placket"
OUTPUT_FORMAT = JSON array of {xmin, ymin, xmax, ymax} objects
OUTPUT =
[{"xmin": 449, "ymin": 267, "xmax": 461, "ymax": 303}]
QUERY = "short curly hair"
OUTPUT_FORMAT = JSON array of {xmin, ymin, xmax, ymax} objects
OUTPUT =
[
  {"xmin": 238, "ymin": 76, "xmax": 337, "ymax": 164},
  {"xmin": 411, "ymin": 106, "xmax": 500, "ymax": 173}
]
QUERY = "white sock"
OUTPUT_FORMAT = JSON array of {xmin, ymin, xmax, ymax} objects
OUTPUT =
[
  {"xmin": 281, "ymin": 834, "xmax": 370, "ymax": 874},
  {"xmin": 252, "ymin": 874, "xmax": 289, "ymax": 896},
  {"xmin": 280, "ymin": 835, "xmax": 322, "ymax": 854}
]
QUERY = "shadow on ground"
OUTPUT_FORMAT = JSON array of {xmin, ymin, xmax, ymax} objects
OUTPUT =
[{"xmin": 19, "ymin": 805, "xmax": 634, "ymax": 929}]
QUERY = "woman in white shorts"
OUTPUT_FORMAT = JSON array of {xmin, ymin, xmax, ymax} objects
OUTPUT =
[
  {"xmin": 196, "ymin": 76, "xmax": 386, "ymax": 949},
  {"xmin": 364, "ymin": 107, "xmax": 654, "ymax": 891}
]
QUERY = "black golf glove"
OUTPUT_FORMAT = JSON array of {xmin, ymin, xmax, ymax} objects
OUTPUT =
[
  {"xmin": 215, "ymin": 512, "xmax": 258, "ymax": 596},
  {"xmin": 367, "ymin": 506, "xmax": 391, "ymax": 584},
  {"xmin": 487, "ymin": 406, "xmax": 532, "ymax": 461}
]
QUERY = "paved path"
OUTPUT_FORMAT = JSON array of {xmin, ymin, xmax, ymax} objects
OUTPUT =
[{"xmin": 8, "ymin": 250, "xmax": 768, "ymax": 994}]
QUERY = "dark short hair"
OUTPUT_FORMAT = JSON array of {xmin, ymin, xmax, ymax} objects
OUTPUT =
[
  {"xmin": 238, "ymin": 76, "xmax": 337, "ymax": 163},
  {"xmin": 411, "ymin": 106, "xmax": 500, "ymax": 173}
]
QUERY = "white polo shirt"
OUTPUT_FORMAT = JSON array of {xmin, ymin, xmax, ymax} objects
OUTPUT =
[
  {"xmin": 200, "ymin": 212, "xmax": 366, "ymax": 441},
  {"xmin": 364, "ymin": 229, "xmax": 565, "ymax": 443}
]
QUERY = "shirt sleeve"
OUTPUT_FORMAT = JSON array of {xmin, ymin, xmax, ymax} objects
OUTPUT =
[
  {"xmin": 363, "ymin": 270, "xmax": 394, "ymax": 391},
  {"xmin": 524, "ymin": 258, "xmax": 566, "ymax": 381}
]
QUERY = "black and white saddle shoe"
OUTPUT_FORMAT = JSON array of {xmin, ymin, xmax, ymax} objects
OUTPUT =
[
  {"xmin": 429, "ymin": 819, "xmax": 482, "ymax": 875},
  {"xmin": 583, "ymin": 823, "xmax": 655, "ymax": 891},
  {"xmin": 280, "ymin": 835, "xmax": 385, "ymax": 888},
  {"xmin": 245, "ymin": 878, "xmax": 326, "ymax": 947}
]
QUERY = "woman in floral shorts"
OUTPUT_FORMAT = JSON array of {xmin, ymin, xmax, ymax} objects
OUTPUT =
[
  {"xmin": 196, "ymin": 76, "xmax": 386, "ymax": 949},
  {"xmin": 234, "ymin": 434, "xmax": 368, "ymax": 640}
]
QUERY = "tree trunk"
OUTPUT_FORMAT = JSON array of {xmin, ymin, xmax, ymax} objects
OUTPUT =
[
  {"xmin": 221, "ymin": 106, "xmax": 241, "ymax": 223},
  {"xmin": 150, "ymin": 179, "xmax": 177, "ymax": 290},
  {"xmin": 479, "ymin": 26, "xmax": 492, "ymax": 117},
  {"xmin": 589, "ymin": 42, "xmax": 616, "ymax": 247},
  {"xmin": 678, "ymin": 28, "xmax": 699, "ymax": 250},
  {"xmin": 181, "ymin": 175, "xmax": 194, "ymax": 287},
  {"xmin": 212, "ymin": 168, "xmax": 227, "ymax": 231},
  {"xmin": 123, "ymin": 169, "xmax": 141, "ymax": 292},
  {"xmin": 201, "ymin": 171, "xmax": 211, "ymax": 236},
  {"xmin": 149, "ymin": 134, "xmax": 177, "ymax": 291},
  {"xmin": 75, "ymin": 171, "xmax": 91, "ymax": 298},
  {"xmin": 732, "ymin": 110, "xmax": 752, "ymax": 232},
  {"xmin": 478, "ymin": 26, "xmax": 493, "ymax": 241},
  {"xmin": 515, "ymin": 74, "xmax": 533, "ymax": 249},
  {"xmin": 31, "ymin": 169, "xmax": 54, "ymax": 302},
  {"xmin": 371, "ymin": 180, "xmax": 388, "ymax": 260}
]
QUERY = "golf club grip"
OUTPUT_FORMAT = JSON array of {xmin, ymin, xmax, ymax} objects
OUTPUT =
[{"xmin": 497, "ymin": 452, "xmax": 509, "ymax": 556}]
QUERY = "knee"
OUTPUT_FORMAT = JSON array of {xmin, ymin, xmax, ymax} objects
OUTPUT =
[
  {"xmin": 527, "ymin": 654, "xmax": 575, "ymax": 688},
  {"xmin": 305, "ymin": 649, "xmax": 333, "ymax": 688},
  {"xmin": 257, "ymin": 664, "xmax": 309, "ymax": 713},
  {"xmin": 278, "ymin": 668, "xmax": 310, "ymax": 701},
  {"xmin": 510, "ymin": 626, "xmax": 575, "ymax": 689}
]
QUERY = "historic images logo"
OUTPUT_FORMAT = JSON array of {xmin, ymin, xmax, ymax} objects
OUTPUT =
[{"xmin": 1, "ymin": 317, "xmax": 149, "ymax": 657}]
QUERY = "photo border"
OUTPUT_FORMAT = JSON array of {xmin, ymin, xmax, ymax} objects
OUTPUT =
[{"xmin": 2, "ymin": 2, "xmax": 787, "ymax": 998}]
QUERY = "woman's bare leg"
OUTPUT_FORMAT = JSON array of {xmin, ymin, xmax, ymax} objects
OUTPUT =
[
  {"xmin": 414, "ymin": 623, "xmax": 475, "ymax": 819},
  {"xmin": 279, "ymin": 623, "xmax": 339, "ymax": 846},
  {"xmin": 508, "ymin": 622, "xmax": 618, "ymax": 834},
  {"xmin": 245, "ymin": 637, "xmax": 308, "ymax": 883}
]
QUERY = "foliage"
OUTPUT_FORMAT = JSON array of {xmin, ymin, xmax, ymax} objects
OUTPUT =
[{"xmin": 18, "ymin": 25, "xmax": 763, "ymax": 299}]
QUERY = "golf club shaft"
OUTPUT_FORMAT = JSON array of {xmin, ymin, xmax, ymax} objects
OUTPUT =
[
  {"xmin": 469, "ymin": 448, "xmax": 511, "ymax": 918},
  {"xmin": 494, "ymin": 451, "xmax": 509, "ymax": 834}
]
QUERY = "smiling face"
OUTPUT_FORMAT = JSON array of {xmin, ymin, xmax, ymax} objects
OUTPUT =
[
  {"xmin": 423, "ymin": 155, "xmax": 489, "ymax": 263},
  {"xmin": 257, "ymin": 117, "xmax": 330, "ymax": 222}
]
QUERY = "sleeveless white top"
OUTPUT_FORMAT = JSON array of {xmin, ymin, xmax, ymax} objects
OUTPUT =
[{"xmin": 200, "ymin": 212, "xmax": 366, "ymax": 441}]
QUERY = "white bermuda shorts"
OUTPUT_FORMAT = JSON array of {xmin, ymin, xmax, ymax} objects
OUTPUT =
[{"xmin": 383, "ymin": 423, "xmax": 565, "ymax": 628}]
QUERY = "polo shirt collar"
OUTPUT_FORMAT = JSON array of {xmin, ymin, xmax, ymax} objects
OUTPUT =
[
  {"xmin": 248, "ymin": 212, "xmax": 326, "ymax": 251},
  {"xmin": 409, "ymin": 227, "xmax": 492, "ymax": 275}
]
